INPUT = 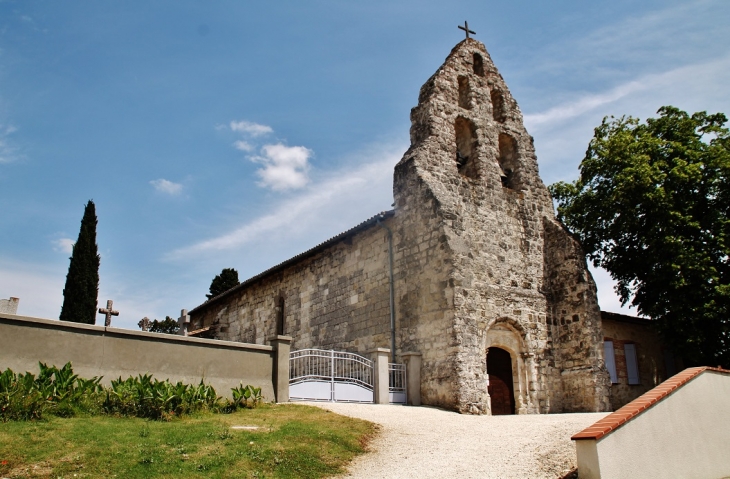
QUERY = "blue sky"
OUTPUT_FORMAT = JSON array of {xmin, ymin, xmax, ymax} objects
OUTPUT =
[{"xmin": 1, "ymin": 1, "xmax": 729, "ymax": 329}]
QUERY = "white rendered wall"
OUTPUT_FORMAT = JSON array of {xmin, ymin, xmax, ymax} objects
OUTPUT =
[{"xmin": 584, "ymin": 371, "xmax": 730, "ymax": 478}]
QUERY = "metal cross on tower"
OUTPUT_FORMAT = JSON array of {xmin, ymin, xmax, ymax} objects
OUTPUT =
[
  {"xmin": 98, "ymin": 299, "xmax": 119, "ymax": 327},
  {"xmin": 458, "ymin": 21, "xmax": 475, "ymax": 39}
]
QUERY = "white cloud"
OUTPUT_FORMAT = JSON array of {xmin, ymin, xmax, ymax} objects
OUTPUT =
[
  {"xmin": 233, "ymin": 140, "xmax": 254, "ymax": 152},
  {"xmin": 250, "ymin": 143, "xmax": 312, "ymax": 191},
  {"xmin": 229, "ymin": 120, "xmax": 273, "ymax": 137},
  {"xmin": 150, "ymin": 178, "xmax": 183, "ymax": 195},
  {"xmin": 524, "ymin": 80, "xmax": 645, "ymax": 127},
  {"xmin": 166, "ymin": 140, "xmax": 403, "ymax": 260},
  {"xmin": 53, "ymin": 238, "xmax": 74, "ymax": 254},
  {"xmin": 526, "ymin": 55, "xmax": 730, "ymax": 185}
]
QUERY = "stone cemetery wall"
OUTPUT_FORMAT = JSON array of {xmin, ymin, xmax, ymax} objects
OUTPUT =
[{"xmin": 0, "ymin": 313, "xmax": 285, "ymax": 401}]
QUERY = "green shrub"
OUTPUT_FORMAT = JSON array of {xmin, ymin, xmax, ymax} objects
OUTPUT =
[
  {"xmin": 103, "ymin": 374, "xmax": 224, "ymax": 420},
  {"xmin": 230, "ymin": 383, "xmax": 262, "ymax": 410},
  {"xmin": 0, "ymin": 363, "xmax": 104, "ymax": 421},
  {"xmin": 1, "ymin": 363, "xmax": 262, "ymax": 422},
  {"xmin": 0, "ymin": 368, "xmax": 48, "ymax": 421}
]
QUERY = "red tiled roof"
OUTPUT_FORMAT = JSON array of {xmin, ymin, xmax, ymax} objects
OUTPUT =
[{"xmin": 572, "ymin": 366, "xmax": 730, "ymax": 441}]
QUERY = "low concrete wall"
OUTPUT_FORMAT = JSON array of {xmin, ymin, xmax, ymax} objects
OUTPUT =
[
  {"xmin": 573, "ymin": 367, "xmax": 730, "ymax": 479},
  {"xmin": 0, "ymin": 313, "xmax": 289, "ymax": 401}
]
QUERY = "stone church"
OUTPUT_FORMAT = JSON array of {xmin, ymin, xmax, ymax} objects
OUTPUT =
[{"xmin": 189, "ymin": 38, "xmax": 615, "ymax": 415}]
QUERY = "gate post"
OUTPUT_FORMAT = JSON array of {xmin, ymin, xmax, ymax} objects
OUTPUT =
[
  {"xmin": 269, "ymin": 335, "xmax": 292, "ymax": 403},
  {"xmin": 402, "ymin": 351, "xmax": 422, "ymax": 406},
  {"xmin": 369, "ymin": 348, "xmax": 390, "ymax": 404}
]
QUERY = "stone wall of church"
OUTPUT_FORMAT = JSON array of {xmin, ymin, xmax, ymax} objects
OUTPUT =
[
  {"xmin": 392, "ymin": 39, "xmax": 610, "ymax": 414},
  {"xmin": 543, "ymin": 220, "xmax": 612, "ymax": 412},
  {"xmin": 192, "ymin": 220, "xmax": 396, "ymax": 354},
  {"xmin": 191, "ymin": 38, "xmax": 613, "ymax": 415},
  {"xmin": 393, "ymin": 39, "xmax": 558, "ymax": 414},
  {"xmin": 392, "ymin": 158, "xmax": 459, "ymax": 411}
]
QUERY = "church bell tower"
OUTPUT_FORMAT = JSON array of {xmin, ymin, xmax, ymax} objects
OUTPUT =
[{"xmin": 391, "ymin": 35, "xmax": 611, "ymax": 414}]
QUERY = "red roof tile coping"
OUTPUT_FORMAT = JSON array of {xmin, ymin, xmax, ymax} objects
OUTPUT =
[{"xmin": 572, "ymin": 366, "xmax": 730, "ymax": 441}]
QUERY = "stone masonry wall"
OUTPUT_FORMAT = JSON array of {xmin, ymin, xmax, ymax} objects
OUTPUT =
[
  {"xmin": 0, "ymin": 297, "xmax": 19, "ymax": 315},
  {"xmin": 393, "ymin": 39, "xmax": 610, "ymax": 414},
  {"xmin": 543, "ymin": 220, "xmax": 611, "ymax": 412},
  {"xmin": 193, "ymin": 216, "xmax": 395, "ymax": 355},
  {"xmin": 191, "ymin": 38, "xmax": 612, "ymax": 415},
  {"xmin": 392, "ymin": 158, "xmax": 457, "ymax": 410},
  {"xmin": 602, "ymin": 315, "xmax": 667, "ymax": 409}
]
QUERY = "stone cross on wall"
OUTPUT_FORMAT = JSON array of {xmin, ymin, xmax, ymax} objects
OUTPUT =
[
  {"xmin": 138, "ymin": 316, "xmax": 151, "ymax": 331},
  {"xmin": 177, "ymin": 309, "xmax": 190, "ymax": 336},
  {"xmin": 98, "ymin": 299, "xmax": 119, "ymax": 327},
  {"xmin": 458, "ymin": 21, "xmax": 475, "ymax": 39}
]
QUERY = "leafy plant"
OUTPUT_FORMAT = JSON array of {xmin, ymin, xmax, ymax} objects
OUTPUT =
[
  {"xmin": 230, "ymin": 383, "xmax": 262, "ymax": 410},
  {"xmin": 0, "ymin": 362, "xmax": 103, "ymax": 421},
  {"xmin": 550, "ymin": 106, "xmax": 730, "ymax": 366},
  {"xmin": 206, "ymin": 268, "xmax": 240, "ymax": 299},
  {"xmin": 1, "ymin": 363, "xmax": 262, "ymax": 422},
  {"xmin": 0, "ymin": 368, "xmax": 48, "ymax": 421},
  {"xmin": 103, "ymin": 374, "xmax": 223, "ymax": 420}
]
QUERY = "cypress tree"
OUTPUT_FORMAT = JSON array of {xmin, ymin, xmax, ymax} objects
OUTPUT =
[{"xmin": 59, "ymin": 200, "xmax": 100, "ymax": 324}]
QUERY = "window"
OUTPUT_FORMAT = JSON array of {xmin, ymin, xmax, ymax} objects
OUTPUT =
[
  {"xmin": 276, "ymin": 295, "xmax": 285, "ymax": 336},
  {"xmin": 625, "ymin": 343, "xmax": 640, "ymax": 385},
  {"xmin": 604, "ymin": 341, "xmax": 618, "ymax": 383}
]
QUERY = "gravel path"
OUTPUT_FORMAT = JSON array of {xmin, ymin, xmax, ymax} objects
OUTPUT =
[{"xmin": 310, "ymin": 402, "xmax": 607, "ymax": 479}]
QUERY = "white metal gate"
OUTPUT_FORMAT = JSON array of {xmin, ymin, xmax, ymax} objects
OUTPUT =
[
  {"xmin": 289, "ymin": 349, "xmax": 374, "ymax": 403},
  {"xmin": 389, "ymin": 362, "xmax": 407, "ymax": 404}
]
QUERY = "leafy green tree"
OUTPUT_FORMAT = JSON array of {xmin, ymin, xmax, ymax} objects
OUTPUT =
[
  {"xmin": 206, "ymin": 268, "xmax": 240, "ymax": 299},
  {"xmin": 138, "ymin": 316, "xmax": 179, "ymax": 334},
  {"xmin": 550, "ymin": 106, "xmax": 730, "ymax": 368},
  {"xmin": 60, "ymin": 200, "xmax": 100, "ymax": 324}
]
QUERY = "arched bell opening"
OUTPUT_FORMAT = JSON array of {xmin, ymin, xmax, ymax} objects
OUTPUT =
[
  {"xmin": 498, "ymin": 133, "xmax": 520, "ymax": 189},
  {"xmin": 455, "ymin": 117, "xmax": 479, "ymax": 179},
  {"xmin": 473, "ymin": 52, "xmax": 485, "ymax": 77},
  {"xmin": 487, "ymin": 347, "xmax": 515, "ymax": 415}
]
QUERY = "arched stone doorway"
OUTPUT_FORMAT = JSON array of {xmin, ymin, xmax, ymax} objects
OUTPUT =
[
  {"xmin": 487, "ymin": 347, "xmax": 515, "ymax": 415},
  {"xmin": 485, "ymin": 319, "xmax": 537, "ymax": 415}
]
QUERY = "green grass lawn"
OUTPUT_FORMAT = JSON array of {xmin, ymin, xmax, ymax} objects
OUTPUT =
[{"xmin": 0, "ymin": 404, "xmax": 376, "ymax": 479}]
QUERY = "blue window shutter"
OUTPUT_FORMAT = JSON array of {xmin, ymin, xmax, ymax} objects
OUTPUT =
[
  {"xmin": 604, "ymin": 341, "xmax": 618, "ymax": 383},
  {"xmin": 625, "ymin": 343, "xmax": 640, "ymax": 385}
]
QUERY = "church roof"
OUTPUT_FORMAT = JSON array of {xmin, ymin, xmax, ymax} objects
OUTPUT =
[
  {"xmin": 600, "ymin": 310, "xmax": 652, "ymax": 325},
  {"xmin": 189, "ymin": 209, "xmax": 396, "ymax": 313}
]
